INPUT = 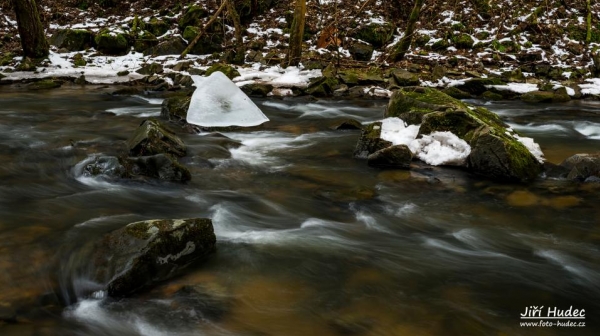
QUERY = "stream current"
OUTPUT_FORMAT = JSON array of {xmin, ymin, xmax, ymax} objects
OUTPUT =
[{"xmin": 0, "ymin": 87, "xmax": 599, "ymax": 335}]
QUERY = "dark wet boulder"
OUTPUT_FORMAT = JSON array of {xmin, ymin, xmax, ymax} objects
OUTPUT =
[
  {"xmin": 330, "ymin": 118, "xmax": 363, "ymax": 130},
  {"xmin": 349, "ymin": 42, "xmax": 374, "ymax": 61},
  {"xmin": 353, "ymin": 122, "xmax": 392, "ymax": 159},
  {"xmin": 125, "ymin": 154, "xmax": 191, "ymax": 182},
  {"xmin": 304, "ymin": 76, "xmax": 339, "ymax": 97},
  {"xmin": 178, "ymin": 5, "xmax": 208, "ymax": 30},
  {"xmin": 95, "ymin": 30, "xmax": 129, "ymax": 55},
  {"xmin": 205, "ymin": 63, "xmax": 240, "ymax": 79},
  {"xmin": 442, "ymin": 86, "xmax": 471, "ymax": 99},
  {"xmin": 94, "ymin": 218, "xmax": 216, "ymax": 297},
  {"xmin": 146, "ymin": 18, "xmax": 170, "ymax": 37},
  {"xmin": 49, "ymin": 29, "xmax": 95, "ymax": 51},
  {"xmin": 521, "ymin": 90, "xmax": 570, "ymax": 103},
  {"xmin": 127, "ymin": 119, "xmax": 187, "ymax": 157},
  {"xmin": 83, "ymin": 156, "xmax": 126, "ymax": 178},
  {"xmin": 161, "ymin": 95, "xmax": 191, "ymax": 123},
  {"xmin": 240, "ymin": 83, "xmax": 273, "ymax": 97},
  {"xmin": 367, "ymin": 145, "xmax": 413, "ymax": 169},
  {"xmin": 455, "ymin": 78, "xmax": 506, "ymax": 96},
  {"xmin": 558, "ymin": 153, "xmax": 600, "ymax": 180},
  {"xmin": 384, "ymin": 87, "xmax": 543, "ymax": 181},
  {"xmin": 133, "ymin": 31, "xmax": 159, "ymax": 53}
]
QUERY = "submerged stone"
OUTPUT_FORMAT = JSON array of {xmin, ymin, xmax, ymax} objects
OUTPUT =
[
  {"xmin": 559, "ymin": 153, "xmax": 600, "ymax": 180},
  {"xmin": 186, "ymin": 72, "xmax": 269, "ymax": 127},
  {"xmin": 367, "ymin": 145, "xmax": 413, "ymax": 169},
  {"xmin": 125, "ymin": 154, "xmax": 191, "ymax": 182},
  {"xmin": 94, "ymin": 218, "xmax": 216, "ymax": 297}
]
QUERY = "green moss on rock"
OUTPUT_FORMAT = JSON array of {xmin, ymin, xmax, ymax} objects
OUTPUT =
[
  {"xmin": 205, "ymin": 63, "xmax": 240, "ymax": 79},
  {"xmin": 354, "ymin": 23, "xmax": 395, "ymax": 48},
  {"xmin": 452, "ymin": 33, "xmax": 474, "ymax": 49},
  {"xmin": 95, "ymin": 29, "xmax": 129, "ymax": 55},
  {"xmin": 179, "ymin": 6, "xmax": 207, "ymax": 30}
]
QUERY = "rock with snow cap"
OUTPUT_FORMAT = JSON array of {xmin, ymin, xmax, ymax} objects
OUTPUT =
[{"xmin": 93, "ymin": 218, "xmax": 216, "ymax": 297}]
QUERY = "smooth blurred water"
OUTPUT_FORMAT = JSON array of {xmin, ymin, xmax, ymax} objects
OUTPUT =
[{"xmin": 0, "ymin": 87, "xmax": 599, "ymax": 336}]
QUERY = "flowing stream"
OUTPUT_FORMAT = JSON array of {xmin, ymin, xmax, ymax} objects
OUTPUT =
[{"xmin": 0, "ymin": 87, "xmax": 599, "ymax": 335}]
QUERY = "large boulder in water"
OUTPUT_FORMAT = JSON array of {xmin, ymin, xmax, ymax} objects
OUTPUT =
[
  {"xmin": 382, "ymin": 87, "xmax": 543, "ymax": 181},
  {"xmin": 127, "ymin": 119, "xmax": 187, "ymax": 157},
  {"xmin": 94, "ymin": 218, "xmax": 216, "ymax": 297},
  {"xmin": 125, "ymin": 154, "xmax": 191, "ymax": 182},
  {"xmin": 353, "ymin": 122, "xmax": 392, "ymax": 159},
  {"xmin": 161, "ymin": 95, "xmax": 192, "ymax": 123},
  {"xmin": 367, "ymin": 145, "xmax": 413, "ymax": 168}
]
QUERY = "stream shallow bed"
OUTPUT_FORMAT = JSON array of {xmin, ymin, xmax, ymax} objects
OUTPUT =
[{"xmin": 0, "ymin": 86, "xmax": 599, "ymax": 336}]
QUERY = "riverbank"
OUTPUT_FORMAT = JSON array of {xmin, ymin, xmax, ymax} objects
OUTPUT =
[{"xmin": 2, "ymin": 1, "xmax": 600, "ymax": 100}]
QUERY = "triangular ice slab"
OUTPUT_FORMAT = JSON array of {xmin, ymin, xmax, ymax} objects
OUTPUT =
[{"xmin": 186, "ymin": 72, "xmax": 269, "ymax": 127}]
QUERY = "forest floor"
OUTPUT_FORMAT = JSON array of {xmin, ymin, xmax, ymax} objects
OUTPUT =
[{"xmin": 1, "ymin": 0, "xmax": 600, "ymax": 98}]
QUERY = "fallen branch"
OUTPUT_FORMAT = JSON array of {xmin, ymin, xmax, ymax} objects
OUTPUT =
[{"xmin": 180, "ymin": 0, "xmax": 227, "ymax": 59}]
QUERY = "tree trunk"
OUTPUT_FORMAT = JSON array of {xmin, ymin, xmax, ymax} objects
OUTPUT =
[
  {"xmin": 226, "ymin": 0, "xmax": 243, "ymax": 47},
  {"xmin": 585, "ymin": 0, "xmax": 592, "ymax": 44},
  {"xmin": 390, "ymin": 0, "xmax": 424, "ymax": 62},
  {"xmin": 11, "ymin": 0, "xmax": 48, "ymax": 59},
  {"xmin": 287, "ymin": 0, "xmax": 306, "ymax": 66}
]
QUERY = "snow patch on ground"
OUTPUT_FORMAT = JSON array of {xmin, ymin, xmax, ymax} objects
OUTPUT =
[{"xmin": 487, "ymin": 83, "xmax": 539, "ymax": 94}]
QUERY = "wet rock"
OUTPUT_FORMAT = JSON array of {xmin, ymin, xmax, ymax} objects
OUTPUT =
[
  {"xmin": 136, "ymin": 62, "xmax": 164, "ymax": 75},
  {"xmin": 353, "ymin": 122, "xmax": 392, "ymax": 159},
  {"xmin": 367, "ymin": 145, "xmax": 413, "ymax": 168},
  {"xmin": 455, "ymin": 78, "xmax": 506, "ymax": 96},
  {"xmin": 481, "ymin": 91, "xmax": 503, "ymax": 101},
  {"xmin": 95, "ymin": 30, "xmax": 129, "ymax": 55},
  {"xmin": 205, "ymin": 63, "xmax": 240, "ymax": 79},
  {"xmin": 521, "ymin": 90, "xmax": 569, "ymax": 103},
  {"xmin": 386, "ymin": 87, "xmax": 542, "ymax": 181},
  {"xmin": 349, "ymin": 42, "xmax": 374, "ymax": 61},
  {"xmin": 146, "ymin": 18, "xmax": 170, "ymax": 36},
  {"xmin": 391, "ymin": 69, "xmax": 420, "ymax": 86},
  {"xmin": 305, "ymin": 76, "xmax": 339, "ymax": 97},
  {"xmin": 240, "ymin": 83, "xmax": 273, "ymax": 97},
  {"xmin": 26, "ymin": 79, "xmax": 62, "ymax": 90},
  {"xmin": 94, "ymin": 218, "xmax": 216, "ymax": 297},
  {"xmin": 49, "ymin": 29, "xmax": 95, "ymax": 51},
  {"xmin": 125, "ymin": 154, "xmax": 191, "ymax": 182},
  {"xmin": 127, "ymin": 119, "xmax": 187, "ymax": 157},
  {"xmin": 330, "ymin": 118, "xmax": 363, "ymax": 130},
  {"xmin": 144, "ymin": 37, "xmax": 186, "ymax": 56},
  {"xmin": 559, "ymin": 153, "xmax": 600, "ymax": 181},
  {"xmin": 442, "ymin": 86, "xmax": 471, "ymax": 99},
  {"xmin": 83, "ymin": 156, "xmax": 126, "ymax": 178}
]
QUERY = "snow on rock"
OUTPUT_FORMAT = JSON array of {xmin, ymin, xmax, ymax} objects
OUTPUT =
[
  {"xmin": 380, "ymin": 118, "xmax": 471, "ymax": 166},
  {"xmin": 409, "ymin": 132, "xmax": 471, "ymax": 166},
  {"xmin": 487, "ymin": 83, "xmax": 539, "ymax": 94},
  {"xmin": 186, "ymin": 72, "xmax": 269, "ymax": 127},
  {"xmin": 513, "ymin": 134, "xmax": 545, "ymax": 163},
  {"xmin": 579, "ymin": 78, "xmax": 600, "ymax": 95},
  {"xmin": 380, "ymin": 117, "xmax": 420, "ymax": 146}
]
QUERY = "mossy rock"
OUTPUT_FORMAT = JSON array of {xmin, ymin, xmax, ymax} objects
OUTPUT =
[
  {"xmin": 481, "ymin": 91, "xmax": 503, "ymax": 101},
  {"xmin": 179, "ymin": 5, "xmax": 208, "ymax": 30},
  {"xmin": 452, "ymin": 33, "xmax": 474, "ymax": 49},
  {"xmin": 183, "ymin": 26, "xmax": 224, "ymax": 55},
  {"xmin": 391, "ymin": 69, "xmax": 420, "ymax": 86},
  {"xmin": 521, "ymin": 90, "xmax": 569, "ymax": 103},
  {"xmin": 304, "ymin": 76, "xmax": 339, "ymax": 97},
  {"xmin": 205, "ymin": 63, "xmax": 240, "ymax": 79},
  {"xmin": 338, "ymin": 68, "xmax": 384, "ymax": 86},
  {"xmin": 354, "ymin": 23, "xmax": 395, "ymax": 48},
  {"xmin": 455, "ymin": 78, "xmax": 506, "ymax": 95},
  {"xmin": 413, "ymin": 34, "xmax": 431, "ymax": 48},
  {"xmin": 72, "ymin": 53, "xmax": 86, "ymax": 67},
  {"xmin": 0, "ymin": 52, "xmax": 14, "ymax": 66},
  {"xmin": 182, "ymin": 26, "xmax": 199, "ymax": 41},
  {"xmin": 353, "ymin": 122, "xmax": 392, "ymax": 159},
  {"xmin": 241, "ymin": 83, "xmax": 273, "ymax": 97},
  {"xmin": 127, "ymin": 119, "xmax": 187, "ymax": 157},
  {"xmin": 442, "ymin": 86, "xmax": 471, "ymax": 99},
  {"xmin": 95, "ymin": 30, "xmax": 129, "ymax": 55},
  {"xmin": 124, "ymin": 154, "xmax": 192, "ymax": 183},
  {"xmin": 146, "ymin": 18, "xmax": 170, "ymax": 37},
  {"xmin": 49, "ymin": 29, "xmax": 95, "ymax": 51},
  {"xmin": 133, "ymin": 31, "xmax": 158, "ymax": 53},
  {"xmin": 96, "ymin": 218, "xmax": 216, "ymax": 297},
  {"xmin": 431, "ymin": 39, "xmax": 450, "ymax": 51},
  {"xmin": 26, "ymin": 79, "xmax": 63, "ymax": 90},
  {"xmin": 348, "ymin": 42, "xmax": 374, "ymax": 61},
  {"xmin": 233, "ymin": 0, "xmax": 279, "ymax": 24},
  {"xmin": 386, "ymin": 87, "xmax": 542, "ymax": 181},
  {"xmin": 161, "ymin": 96, "xmax": 191, "ymax": 123}
]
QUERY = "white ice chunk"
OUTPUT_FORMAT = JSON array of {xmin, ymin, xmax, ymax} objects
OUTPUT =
[
  {"xmin": 187, "ymin": 72, "xmax": 269, "ymax": 127},
  {"xmin": 380, "ymin": 117, "xmax": 420, "ymax": 146},
  {"xmin": 409, "ymin": 132, "xmax": 471, "ymax": 166}
]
